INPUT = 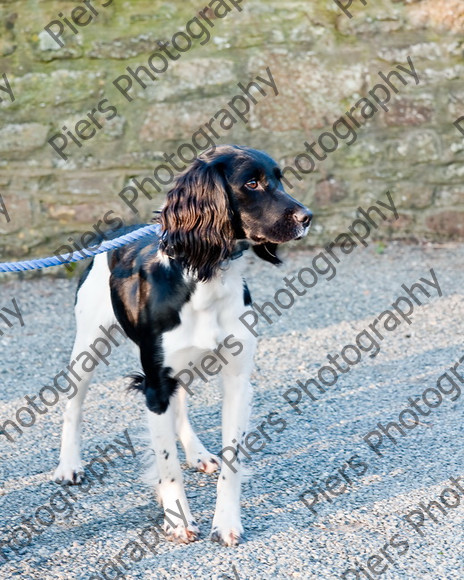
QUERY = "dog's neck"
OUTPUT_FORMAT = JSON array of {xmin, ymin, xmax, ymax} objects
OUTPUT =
[{"xmin": 228, "ymin": 240, "xmax": 249, "ymax": 261}]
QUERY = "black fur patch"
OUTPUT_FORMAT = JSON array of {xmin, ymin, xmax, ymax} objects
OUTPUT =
[
  {"xmin": 127, "ymin": 369, "xmax": 178, "ymax": 414},
  {"xmin": 75, "ymin": 259, "xmax": 94, "ymax": 305},
  {"xmin": 252, "ymin": 242, "xmax": 282, "ymax": 265},
  {"xmin": 243, "ymin": 280, "xmax": 252, "ymax": 306},
  {"xmin": 109, "ymin": 230, "xmax": 195, "ymax": 414},
  {"xmin": 102, "ymin": 146, "xmax": 312, "ymax": 415}
]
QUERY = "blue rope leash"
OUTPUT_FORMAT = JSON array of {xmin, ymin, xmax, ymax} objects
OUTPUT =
[{"xmin": 0, "ymin": 224, "xmax": 161, "ymax": 273}]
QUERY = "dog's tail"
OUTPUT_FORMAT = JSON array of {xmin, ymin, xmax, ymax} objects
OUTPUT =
[{"xmin": 127, "ymin": 371, "xmax": 178, "ymax": 414}]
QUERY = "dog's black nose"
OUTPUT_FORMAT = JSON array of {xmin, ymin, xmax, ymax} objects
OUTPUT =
[{"xmin": 294, "ymin": 208, "xmax": 313, "ymax": 227}]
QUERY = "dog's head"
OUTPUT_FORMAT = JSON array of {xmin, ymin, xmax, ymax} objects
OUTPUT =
[{"xmin": 160, "ymin": 145, "xmax": 312, "ymax": 281}]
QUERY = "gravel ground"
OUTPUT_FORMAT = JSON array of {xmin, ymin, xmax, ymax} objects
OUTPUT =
[{"xmin": 0, "ymin": 241, "xmax": 463, "ymax": 580}]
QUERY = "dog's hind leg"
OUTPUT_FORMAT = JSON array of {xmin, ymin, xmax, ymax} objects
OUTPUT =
[
  {"xmin": 172, "ymin": 386, "xmax": 220, "ymax": 474},
  {"xmin": 53, "ymin": 255, "xmax": 118, "ymax": 485}
]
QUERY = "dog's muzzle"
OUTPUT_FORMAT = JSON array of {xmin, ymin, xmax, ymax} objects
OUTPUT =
[{"xmin": 294, "ymin": 207, "xmax": 313, "ymax": 239}]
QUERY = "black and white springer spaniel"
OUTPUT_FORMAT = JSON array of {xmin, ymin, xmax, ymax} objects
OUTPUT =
[{"xmin": 53, "ymin": 145, "xmax": 312, "ymax": 546}]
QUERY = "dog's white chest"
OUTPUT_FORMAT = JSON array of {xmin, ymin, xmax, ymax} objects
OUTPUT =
[
  {"xmin": 163, "ymin": 262, "xmax": 244, "ymax": 362},
  {"xmin": 188, "ymin": 282, "xmax": 224, "ymax": 350}
]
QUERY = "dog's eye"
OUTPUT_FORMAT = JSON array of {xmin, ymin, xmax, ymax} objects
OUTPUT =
[{"xmin": 246, "ymin": 179, "xmax": 259, "ymax": 190}]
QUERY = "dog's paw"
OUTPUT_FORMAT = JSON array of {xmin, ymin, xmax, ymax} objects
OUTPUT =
[
  {"xmin": 163, "ymin": 520, "xmax": 200, "ymax": 544},
  {"xmin": 210, "ymin": 526, "xmax": 242, "ymax": 547},
  {"xmin": 210, "ymin": 521, "xmax": 243, "ymax": 547},
  {"xmin": 53, "ymin": 464, "xmax": 85, "ymax": 485},
  {"xmin": 188, "ymin": 452, "xmax": 221, "ymax": 474}
]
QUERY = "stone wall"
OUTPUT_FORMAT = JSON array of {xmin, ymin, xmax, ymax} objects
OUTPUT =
[{"xmin": 0, "ymin": 0, "xmax": 463, "ymax": 264}]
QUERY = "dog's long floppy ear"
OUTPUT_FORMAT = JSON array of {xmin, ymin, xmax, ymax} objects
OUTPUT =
[
  {"xmin": 252, "ymin": 242, "xmax": 282, "ymax": 265},
  {"xmin": 160, "ymin": 158, "xmax": 235, "ymax": 281}
]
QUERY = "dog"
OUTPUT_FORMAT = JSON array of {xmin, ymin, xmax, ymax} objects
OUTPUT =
[{"xmin": 53, "ymin": 144, "xmax": 312, "ymax": 546}]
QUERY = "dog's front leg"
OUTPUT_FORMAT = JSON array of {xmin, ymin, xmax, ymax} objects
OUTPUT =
[
  {"xmin": 146, "ymin": 404, "xmax": 199, "ymax": 543},
  {"xmin": 211, "ymin": 340, "xmax": 255, "ymax": 546}
]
